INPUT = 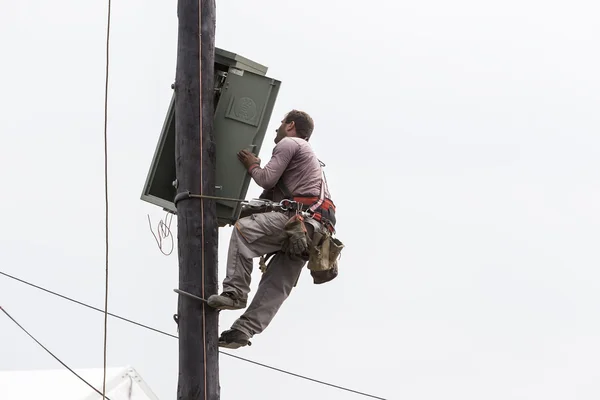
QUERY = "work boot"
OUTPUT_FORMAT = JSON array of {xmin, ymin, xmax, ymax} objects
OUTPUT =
[
  {"xmin": 207, "ymin": 292, "xmax": 246, "ymax": 310},
  {"xmin": 218, "ymin": 328, "xmax": 251, "ymax": 349}
]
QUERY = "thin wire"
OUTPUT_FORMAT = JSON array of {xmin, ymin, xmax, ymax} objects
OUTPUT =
[
  {"xmin": 219, "ymin": 352, "xmax": 387, "ymax": 400},
  {"xmin": 147, "ymin": 212, "xmax": 174, "ymax": 256},
  {"xmin": 0, "ymin": 306, "xmax": 112, "ymax": 400},
  {"xmin": 0, "ymin": 271, "xmax": 388, "ymax": 400},
  {"xmin": 102, "ymin": 0, "xmax": 112, "ymax": 399},
  {"xmin": 0, "ymin": 271, "xmax": 177, "ymax": 338},
  {"xmin": 198, "ymin": 3, "xmax": 208, "ymax": 398}
]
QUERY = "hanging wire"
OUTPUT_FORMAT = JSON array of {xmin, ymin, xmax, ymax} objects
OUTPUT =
[
  {"xmin": 147, "ymin": 212, "xmax": 175, "ymax": 256},
  {"xmin": 1, "ymin": 306, "xmax": 113, "ymax": 400},
  {"xmin": 0, "ymin": 271, "xmax": 388, "ymax": 400},
  {"xmin": 101, "ymin": 0, "xmax": 112, "ymax": 398}
]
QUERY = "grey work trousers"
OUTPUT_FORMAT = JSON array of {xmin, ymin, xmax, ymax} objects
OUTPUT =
[{"xmin": 223, "ymin": 211, "xmax": 320, "ymax": 338}]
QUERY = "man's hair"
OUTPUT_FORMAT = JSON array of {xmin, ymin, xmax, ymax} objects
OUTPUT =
[{"xmin": 285, "ymin": 110, "xmax": 314, "ymax": 140}]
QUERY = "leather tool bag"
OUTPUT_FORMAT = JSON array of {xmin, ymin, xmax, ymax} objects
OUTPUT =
[{"xmin": 307, "ymin": 230, "xmax": 344, "ymax": 284}]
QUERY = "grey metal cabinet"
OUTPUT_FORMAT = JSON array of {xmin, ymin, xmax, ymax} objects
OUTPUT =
[{"xmin": 141, "ymin": 48, "xmax": 281, "ymax": 227}]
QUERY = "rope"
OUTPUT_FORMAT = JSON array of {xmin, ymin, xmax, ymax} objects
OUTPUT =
[
  {"xmin": 102, "ymin": 0, "xmax": 112, "ymax": 398},
  {"xmin": 0, "ymin": 271, "xmax": 389, "ymax": 400},
  {"xmin": 0, "ymin": 306, "xmax": 112, "ymax": 400}
]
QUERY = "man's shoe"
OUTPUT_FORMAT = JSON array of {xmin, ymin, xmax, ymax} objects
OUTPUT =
[
  {"xmin": 207, "ymin": 292, "xmax": 246, "ymax": 310},
  {"xmin": 218, "ymin": 329, "xmax": 251, "ymax": 349}
]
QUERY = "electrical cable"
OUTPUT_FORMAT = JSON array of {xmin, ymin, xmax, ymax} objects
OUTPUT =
[
  {"xmin": 198, "ymin": 3, "xmax": 209, "ymax": 399},
  {"xmin": 0, "ymin": 271, "xmax": 175, "ymax": 339},
  {"xmin": 0, "ymin": 271, "xmax": 388, "ymax": 400},
  {"xmin": 219, "ymin": 352, "xmax": 388, "ymax": 399},
  {"xmin": 147, "ymin": 212, "xmax": 174, "ymax": 256},
  {"xmin": 101, "ymin": 0, "xmax": 112, "ymax": 399},
  {"xmin": 0, "ymin": 306, "xmax": 112, "ymax": 400}
]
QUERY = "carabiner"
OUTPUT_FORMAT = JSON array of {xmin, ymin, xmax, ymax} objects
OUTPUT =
[{"xmin": 278, "ymin": 199, "xmax": 291, "ymax": 211}]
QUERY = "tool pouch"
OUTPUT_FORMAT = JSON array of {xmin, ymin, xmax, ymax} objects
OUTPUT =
[{"xmin": 307, "ymin": 230, "xmax": 344, "ymax": 284}]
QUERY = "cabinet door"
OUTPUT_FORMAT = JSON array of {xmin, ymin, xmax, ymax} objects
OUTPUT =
[{"xmin": 214, "ymin": 68, "xmax": 281, "ymax": 226}]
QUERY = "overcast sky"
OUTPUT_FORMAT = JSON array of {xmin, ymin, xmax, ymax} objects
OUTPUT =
[{"xmin": 1, "ymin": 1, "xmax": 600, "ymax": 399}]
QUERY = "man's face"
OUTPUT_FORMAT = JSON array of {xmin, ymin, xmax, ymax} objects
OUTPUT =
[{"xmin": 274, "ymin": 118, "xmax": 293, "ymax": 144}]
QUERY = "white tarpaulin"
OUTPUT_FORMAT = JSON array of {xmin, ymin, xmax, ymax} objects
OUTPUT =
[{"xmin": 0, "ymin": 365, "xmax": 160, "ymax": 400}]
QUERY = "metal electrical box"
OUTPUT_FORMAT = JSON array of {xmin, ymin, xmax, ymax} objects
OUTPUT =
[{"xmin": 141, "ymin": 48, "xmax": 281, "ymax": 227}]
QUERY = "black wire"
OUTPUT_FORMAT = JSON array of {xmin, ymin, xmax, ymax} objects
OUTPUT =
[
  {"xmin": 0, "ymin": 306, "xmax": 112, "ymax": 400},
  {"xmin": 101, "ymin": 2, "xmax": 112, "ymax": 396},
  {"xmin": 0, "ymin": 271, "xmax": 177, "ymax": 339},
  {"xmin": 219, "ymin": 352, "xmax": 388, "ymax": 399},
  {"xmin": 0, "ymin": 271, "xmax": 388, "ymax": 400}
]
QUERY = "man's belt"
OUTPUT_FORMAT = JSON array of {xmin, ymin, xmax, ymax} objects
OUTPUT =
[
  {"xmin": 291, "ymin": 197, "xmax": 336, "ymax": 212},
  {"xmin": 280, "ymin": 197, "xmax": 336, "ymax": 233},
  {"xmin": 239, "ymin": 198, "xmax": 337, "ymax": 233}
]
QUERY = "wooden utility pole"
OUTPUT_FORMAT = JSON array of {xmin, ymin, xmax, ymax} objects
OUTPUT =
[{"xmin": 174, "ymin": 0, "xmax": 219, "ymax": 400}]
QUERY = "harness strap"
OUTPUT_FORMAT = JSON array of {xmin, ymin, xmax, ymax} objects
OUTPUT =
[
  {"xmin": 309, "ymin": 168, "xmax": 326, "ymax": 213},
  {"xmin": 273, "ymin": 162, "xmax": 335, "ymax": 231}
]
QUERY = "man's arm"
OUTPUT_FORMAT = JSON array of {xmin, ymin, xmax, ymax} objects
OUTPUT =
[{"xmin": 239, "ymin": 138, "xmax": 298, "ymax": 189}]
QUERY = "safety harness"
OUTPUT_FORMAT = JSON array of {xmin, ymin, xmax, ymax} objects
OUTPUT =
[
  {"xmin": 273, "ymin": 165, "xmax": 337, "ymax": 234},
  {"xmin": 254, "ymin": 162, "xmax": 340, "ymax": 284}
]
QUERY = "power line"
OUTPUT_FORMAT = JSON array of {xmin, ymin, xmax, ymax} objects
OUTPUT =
[
  {"xmin": 0, "ymin": 306, "xmax": 112, "ymax": 400},
  {"xmin": 0, "ymin": 271, "xmax": 176, "ymax": 339},
  {"xmin": 219, "ymin": 351, "xmax": 387, "ymax": 399},
  {"xmin": 101, "ymin": 0, "xmax": 112, "ymax": 399},
  {"xmin": 0, "ymin": 271, "xmax": 388, "ymax": 400}
]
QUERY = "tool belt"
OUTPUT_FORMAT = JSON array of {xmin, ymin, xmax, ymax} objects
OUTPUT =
[
  {"xmin": 279, "ymin": 196, "xmax": 342, "ymax": 285},
  {"xmin": 279, "ymin": 196, "xmax": 336, "ymax": 233},
  {"xmin": 240, "ymin": 197, "xmax": 336, "ymax": 233},
  {"xmin": 259, "ymin": 179, "xmax": 336, "ymax": 230},
  {"xmin": 250, "ymin": 177, "xmax": 344, "ymax": 285},
  {"xmin": 258, "ymin": 218, "xmax": 344, "ymax": 285}
]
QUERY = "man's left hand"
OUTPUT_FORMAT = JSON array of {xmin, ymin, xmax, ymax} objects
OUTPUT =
[{"xmin": 237, "ymin": 149, "xmax": 261, "ymax": 170}]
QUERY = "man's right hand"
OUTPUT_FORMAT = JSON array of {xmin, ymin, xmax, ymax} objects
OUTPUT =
[{"xmin": 237, "ymin": 149, "xmax": 261, "ymax": 170}]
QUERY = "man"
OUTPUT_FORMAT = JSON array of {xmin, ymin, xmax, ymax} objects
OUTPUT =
[{"xmin": 207, "ymin": 109, "xmax": 336, "ymax": 349}]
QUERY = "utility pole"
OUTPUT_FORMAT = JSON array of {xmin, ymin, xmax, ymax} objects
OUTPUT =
[{"xmin": 174, "ymin": 1, "xmax": 219, "ymax": 400}]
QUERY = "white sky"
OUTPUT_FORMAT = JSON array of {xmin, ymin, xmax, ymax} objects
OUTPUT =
[{"xmin": 1, "ymin": 1, "xmax": 599, "ymax": 399}]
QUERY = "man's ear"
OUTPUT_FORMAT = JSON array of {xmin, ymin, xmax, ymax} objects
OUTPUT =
[{"xmin": 287, "ymin": 120, "xmax": 295, "ymax": 132}]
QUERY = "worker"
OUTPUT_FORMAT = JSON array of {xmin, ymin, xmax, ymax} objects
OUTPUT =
[{"xmin": 207, "ymin": 109, "xmax": 337, "ymax": 349}]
